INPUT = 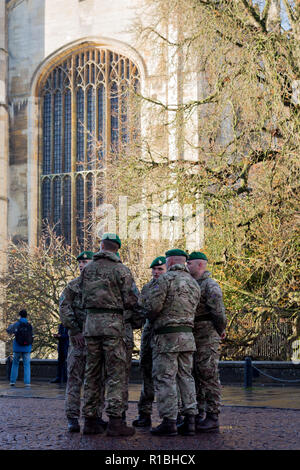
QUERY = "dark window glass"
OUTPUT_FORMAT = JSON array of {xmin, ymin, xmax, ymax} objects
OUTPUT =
[
  {"xmin": 98, "ymin": 83, "xmax": 105, "ymax": 160},
  {"xmin": 53, "ymin": 92, "xmax": 62, "ymax": 174},
  {"xmin": 76, "ymin": 88, "xmax": 85, "ymax": 172},
  {"xmin": 110, "ymin": 81, "xmax": 119, "ymax": 153},
  {"xmin": 43, "ymin": 94, "xmax": 52, "ymax": 174},
  {"xmin": 64, "ymin": 90, "xmax": 72, "ymax": 173},
  {"xmin": 63, "ymin": 176, "xmax": 72, "ymax": 246},
  {"xmin": 42, "ymin": 178, "xmax": 51, "ymax": 223},
  {"xmin": 76, "ymin": 174, "xmax": 85, "ymax": 250},
  {"xmin": 87, "ymin": 87, "xmax": 96, "ymax": 169},
  {"xmin": 53, "ymin": 177, "xmax": 62, "ymax": 236}
]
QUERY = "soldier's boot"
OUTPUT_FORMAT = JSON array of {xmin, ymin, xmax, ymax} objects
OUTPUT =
[
  {"xmin": 132, "ymin": 412, "xmax": 151, "ymax": 427},
  {"xmin": 195, "ymin": 411, "xmax": 206, "ymax": 430},
  {"xmin": 176, "ymin": 413, "xmax": 184, "ymax": 426},
  {"xmin": 67, "ymin": 418, "xmax": 80, "ymax": 433},
  {"xmin": 177, "ymin": 415, "xmax": 195, "ymax": 436},
  {"xmin": 106, "ymin": 417, "xmax": 136, "ymax": 437},
  {"xmin": 98, "ymin": 414, "xmax": 108, "ymax": 430},
  {"xmin": 82, "ymin": 417, "xmax": 105, "ymax": 435},
  {"xmin": 150, "ymin": 418, "xmax": 178, "ymax": 436},
  {"xmin": 196, "ymin": 412, "xmax": 219, "ymax": 433}
]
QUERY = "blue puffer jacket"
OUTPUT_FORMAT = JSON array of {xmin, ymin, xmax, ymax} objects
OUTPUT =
[{"xmin": 6, "ymin": 318, "xmax": 33, "ymax": 353}]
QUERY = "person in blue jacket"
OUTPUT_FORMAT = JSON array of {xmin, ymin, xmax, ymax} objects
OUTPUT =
[{"xmin": 6, "ymin": 309, "xmax": 33, "ymax": 387}]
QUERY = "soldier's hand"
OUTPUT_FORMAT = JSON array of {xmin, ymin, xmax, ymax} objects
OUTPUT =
[{"xmin": 72, "ymin": 332, "xmax": 85, "ymax": 348}]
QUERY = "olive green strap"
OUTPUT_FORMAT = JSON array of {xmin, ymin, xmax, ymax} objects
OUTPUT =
[{"xmin": 154, "ymin": 325, "xmax": 193, "ymax": 335}]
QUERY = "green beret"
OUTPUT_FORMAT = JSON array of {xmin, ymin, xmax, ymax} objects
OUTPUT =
[
  {"xmin": 165, "ymin": 249, "xmax": 188, "ymax": 259},
  {"xmin": 77, "ymin": 251, "xmax": 94, "ymax": 261},
  {"xmin": 101, "ymin": 232, "xmax": 121, "ymax": 248},
  {"xmin": 149, "ymin": 256, "xmax": 166, "ymax": 268},
  {"xmin": 188, "ymin": 251, "xmax": 208, "ymax": 261}
]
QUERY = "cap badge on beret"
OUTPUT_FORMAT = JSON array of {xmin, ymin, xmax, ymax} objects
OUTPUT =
[
  {"xmin": 76, "ymin": 251, "xmax": 94, "ymax": 261},
  {"xmin": 149, "ymin": 256, "xmax": 166, "ymax": 268}
]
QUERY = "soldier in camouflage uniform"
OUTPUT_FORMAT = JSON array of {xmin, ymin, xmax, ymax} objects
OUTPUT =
[
  {"xmin": 132, "ymin": 256, "xmax": 167, "ymax": 428},
  {"xmin": 59, "ymin": 251, "xmax": 107, "ymax": 432},
  {"xmin": 59, "ymin": 250, "xmax": 106, "ymax": 433},
  {"xmin": 187, "ymin": 251, "xmax": 227, "ymax": 432},
  {"xmin": 80, "ymin": 233, "xmax": 139, "ymax": 436},
  {"xmin": 146, "ymin": 249, "xmax": 201, "ymax": 436}
]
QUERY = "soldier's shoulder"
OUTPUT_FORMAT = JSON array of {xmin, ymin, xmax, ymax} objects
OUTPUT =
[
  {"xmin": 142, "ymin": 279, "xmax": 156, "ymax": 290},
  {"xmin": 66, "ymin": 276, "xmax": 81, "ymax": 290},
  {"xmin": 205, "ymin": 277, "xmax": 223, "ymax": 295},
  {"xmin": 114, "ymin": 262, "xmax": 134, "ymax": 279}
]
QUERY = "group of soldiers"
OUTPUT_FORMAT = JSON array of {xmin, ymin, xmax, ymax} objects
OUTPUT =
[{"xmin": 59, "ymin": 232, "xmax": 227, "ymax": 437}]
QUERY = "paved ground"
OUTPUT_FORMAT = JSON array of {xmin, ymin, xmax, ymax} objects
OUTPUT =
[{"xmin": 0, "ymin": 381, "xmax": 299, "ymax": 452}]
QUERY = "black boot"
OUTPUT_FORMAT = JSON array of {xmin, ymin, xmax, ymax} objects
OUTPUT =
[
  {"xmin": 98, "ymin": 414, "xmax": 108, "ymax": 430},
  {"xmin": 196, "ymin": 412, "xmax": 219, "ymax": 433},
  {"xmin": 195, "ymin": 411, "xmax": 206, "ymax": 431},
  {"xmin": 107, "ymin": 417, "xmax": 136, "ymax": 437},
  {"xmin": 67, "ymin": 417, "xmax": 80, "ymax": 433},
  {"xmin": 176, "ymin": 413, "xmax": 184, "ymax": 426},
  {"xmin": 177, "ymin": 415, "xmax": 195, "ymax": 436},
  {"xmin": 132, "ymin": 412, "xmax": 151, "ymax": 427},
  {"xmin": 151, "ymin": 418, "xmax": 178, "ymax": 436},
  {"xmin": 82, "ymin": 417, "xmax": 105, "ymax": 435}
]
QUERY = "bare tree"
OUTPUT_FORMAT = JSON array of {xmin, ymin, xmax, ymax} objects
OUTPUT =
[{"xmin": 0, "ymin": 228, "xmax": 79, "ymax": 358}]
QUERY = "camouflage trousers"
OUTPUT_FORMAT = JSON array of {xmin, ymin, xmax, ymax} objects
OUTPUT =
[
  {"xmin": 123, "ymin": 327, "xmax": 134, "ymax": 413},
  {"xmin": 193, "ymin": 339, "xmax": 221, "ymax": 415},
  {"xmin": 82, "ymin": 335, "xmax": 127, "ymax": 418},
  {"xmin": 65, "ymin": 339, "xmax": 105, "ymax": 419},
  {"xmin": 152, "ymin": 349, "xmax": 197, "ymax": 420},
  {"xmin": 138, "ymin": 324, "xmax": 155, "ymax": 415}
]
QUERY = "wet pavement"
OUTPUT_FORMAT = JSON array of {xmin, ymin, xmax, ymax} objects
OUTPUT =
[
  {"xmin": 1, "ymin": 380, "xmax": 300, "ymax": 409},
  {"xmin": 0, "ymin": 379, "xmax": 299, "ymax": 451}
]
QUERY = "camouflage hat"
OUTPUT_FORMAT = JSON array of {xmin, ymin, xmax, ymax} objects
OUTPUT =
[
  {"xmin": 77, "ymin": 251, "xmax": 94, "ymax": 261},
  {"xmin": 149, "ymin": 256, "xmax": 166, "ymax": 268},
  {"xmin": 100, "ymin": 232, "xmax": 121, "ymax": 248},
  {"xmin": 165, "ymin": 249, "xmax": 188, "ymax": 259},
  {"xmin": 188, "ymin": 251, "xmax": 208, "ymax": 261}
]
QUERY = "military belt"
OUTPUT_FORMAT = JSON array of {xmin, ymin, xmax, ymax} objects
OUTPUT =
[
  {"xmin": 194, "ymin": 314, "xmax": 212, "ymax": 322},
  {"xmin": 154, "ymin": 326, "xmax": 193, "ymax": 335},
  {"xmin": 87, "ymin": 307, "xmax": 124, "ymax": 315}
]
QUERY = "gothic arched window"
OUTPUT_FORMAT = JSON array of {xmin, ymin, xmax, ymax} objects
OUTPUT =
[{"xmin": 39, "ymin": 46, "xmax": 140, "ymax": 249}]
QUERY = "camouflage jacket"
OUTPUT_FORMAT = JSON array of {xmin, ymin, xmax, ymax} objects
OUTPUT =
[
  {"xmin": 146, "ymin": 264, "xmax": 201, "ymax": 330},
  {"xmin": 59, "ymin": 276, "xmax": 85, "ymax": 337},
  {"xmin": 124, "ymin": 283, "xmax": 144, "ymax": 349},
  {"xmin": 138, "ymin": 278, "xmax": 158, "ymax": 334},
  {"xmin": 80, "ymin": 251, "xmax": 138, "ymax": 337},
  {"xmin": 194, "ymin": 271, "xmax": 227, "ymax": 338}
]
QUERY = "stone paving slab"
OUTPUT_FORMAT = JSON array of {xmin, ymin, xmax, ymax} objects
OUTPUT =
[{"xmin": 0, "ymin": 395, "xmax": 299, "ymax": 451}]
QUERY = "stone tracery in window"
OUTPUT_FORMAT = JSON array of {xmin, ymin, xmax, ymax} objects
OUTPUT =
[{"xmin": 39, "ymin": 46, "xmax": 140, "ymax": 249}]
